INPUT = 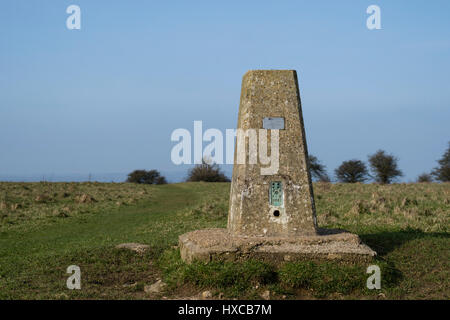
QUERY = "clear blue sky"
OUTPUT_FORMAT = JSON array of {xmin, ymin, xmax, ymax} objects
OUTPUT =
[{"xmin": 1, "ymin": 0, "xmax": 449, "ymax": 182}]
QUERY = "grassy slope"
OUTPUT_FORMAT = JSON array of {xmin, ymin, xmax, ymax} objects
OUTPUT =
[{"xmin": 0, "ymin": 182, "xmax": 448, "ymax": 299}]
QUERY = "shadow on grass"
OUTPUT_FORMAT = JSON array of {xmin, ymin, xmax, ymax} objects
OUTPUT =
[
  {"xmin": 360, "ymin": 228, "xmax": 450, "ymax": 256},
  {"xmin": 359, "ymin": 229, "xmax": 450, "ymax": 290}
]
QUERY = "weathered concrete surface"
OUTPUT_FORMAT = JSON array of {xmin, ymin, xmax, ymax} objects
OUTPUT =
[
  {"xmin": 179, "ymin": 229, "xmax": 376, "ymax": 265},
  {"xmin": 228, "ymin": 70, "xmax": 317, "ymax": 237},
  {"xmin": 179, "ymin": 70, "xmax": 376, "ymax": 265}
]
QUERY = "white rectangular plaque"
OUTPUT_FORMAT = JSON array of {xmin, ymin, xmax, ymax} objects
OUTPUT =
[{"xmin": 263, "ymin": 117, "xmax": 285, "ymax": 130}]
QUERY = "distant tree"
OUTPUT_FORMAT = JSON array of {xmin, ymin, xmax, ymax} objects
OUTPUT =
[
  {"xmin": 417, "ymin": 173, "xmax": 433, "ymax": 183},
  {"xmin": 155, "ymin": 175, "xmax": 168, "ymax": 185},
  {"xmin": 317, "ymin": 174, "xmax": 331, "ymax": 183},
  {"xmin": 308, "ymin": 155, "xmax": 330, "ymax": 182},
  {"xmin": 126, "ymin": 170, "xmax": 167, "ymax": 185},
  {"xmin": 187, "ymin": 158, "xmax": 230, "ymax": 182},
  {"xmin": 431, "ymin": 142, "xmax": 450, "ymax": 182},
  {"xmin": 368, "ymin": 150, "xmax": 403, "ymax": 184},
  {"xmin": 335, "ymin": 160, "xmax": 369, "ymax": 183}
]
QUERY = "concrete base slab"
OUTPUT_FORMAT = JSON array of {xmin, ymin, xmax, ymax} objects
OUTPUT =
[{"xmin": 179, "ymin": 228, "xmax": 376, "ymax": 265}]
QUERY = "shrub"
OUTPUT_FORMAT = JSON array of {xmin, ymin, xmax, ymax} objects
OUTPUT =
[
  {"xmin": 308, "ymin": 155, "xmax": 330, "ymax": 182},
  {"xmin": 186, "ymin": 159, "xmax": 230, "ymax": 182},
  {"xmin": 126, "ymin": 170, "xmax": 167, "ymax": 184},
  {"xmin": 431, "ymin": 142, "xmax": 450, "ymax": 182},
  {"xmin": 335, "ymin": 160, "xmax": 369, "ymax": 183},
  {"xmin": 368, "ymin": 150, "xmax": 403, "ymax": 184},
  {"xmin": 417, "ymin": 173, "xmax": 433, "ymax": 183}
]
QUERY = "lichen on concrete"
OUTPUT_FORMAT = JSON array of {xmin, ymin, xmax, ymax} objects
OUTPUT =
[
  {"xmin": 179, "ymin": 229, "xmax": 376, "ymax": 265},
  {"xmin": 228, "ymin": 70, "xmax": 317, "ymax": 237}
]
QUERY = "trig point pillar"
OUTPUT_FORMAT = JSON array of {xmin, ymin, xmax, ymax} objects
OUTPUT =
[
  {"xmin": 179, "ymin": 70, "xmax": 376, "ymax": 265},
  {"xmin": 228, "ymin": 70, "xmax": 318, "ymax": 237}
]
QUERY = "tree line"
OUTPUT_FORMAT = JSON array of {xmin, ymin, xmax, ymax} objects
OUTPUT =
[
  {"xmin": 126, "ymin": 142, "xmax": 449, "ymax": 184},
  {"xmin": 309, "ymin": 142, "xmax": 450, "ymax": 184}
]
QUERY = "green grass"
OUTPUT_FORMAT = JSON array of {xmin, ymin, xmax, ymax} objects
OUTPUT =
[
  {"xmin": 158, "ymin": 249, "xmax": 277, "ymax": 298},
  {"xmin": 0, "ymin": 182, "xmax": 448, "ymax": 299}
]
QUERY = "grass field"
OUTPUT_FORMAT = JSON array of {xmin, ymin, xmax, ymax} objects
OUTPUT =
[{"xmin": 0, "ymin": 181, "xmax": 448, "ymax": 299}]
